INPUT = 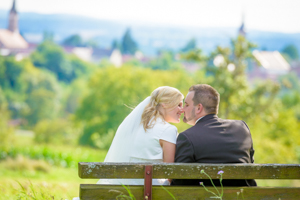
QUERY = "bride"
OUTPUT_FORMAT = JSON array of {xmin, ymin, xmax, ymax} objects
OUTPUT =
[{"xmin": 97, "ymin": 86, "xmax": 184, "ymax": 185}]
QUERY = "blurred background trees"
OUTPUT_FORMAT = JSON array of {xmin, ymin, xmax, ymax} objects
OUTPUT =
[
  {"xmin": 281, "ymin": 44, "xmax": 299, "ymax": 61},
  {"xmin": 0, "ymin": 34, "xmax": 299, "ymax": 164},
  {"xmin": 120, "ymin": 28, "xmax": 138, "ymax": 55}
]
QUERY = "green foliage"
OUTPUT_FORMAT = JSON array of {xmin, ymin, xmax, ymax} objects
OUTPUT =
[
  {"xmin": 31, "ymin": 41, "xmax": 74, "ymax": 82},
  {"xmin": 180, "ymin": 49, "xmax": 207, "ymax": 63},
  {"xmin": 121, "ymin": 28, "xmax": 138, "ymax": 55},
  {"xmin": 278, "ymin": 72, "xmax": 300, "ymax": 119},
  {"xmin": 62, "ymin": 78, "xmax": 88, "ymax": 115},
  {"xmin": 115, "ymin": 185, "xmax": 136, "ymax": 200},
  {"xmin": 146, "ymin": 51, "xmax": 184, "ymax": 70},
  {"xmin": 0, "ymin": 143, "xmax": 105, "ymax": 168},
  {"xmin": 0, "ymin": 31, "xmax": 299, "ymax": 168},
  {"xmin": 34, "ymin": 119, "xmax": 78, "ymax": 145},
  {"xmin": 0, "ymin": 57, "xmax": 61, "ymax": 122},
  {"xmin": 0, "ymin": 87, "xmax": 15, "ymax": 147},
  {"xmin": 281, "ymin": 44, "xmax": 299, "ymax": 60},
  {"xmin": 90, "ymin": 129, "xmax": 115, "ymax": 150},
  {"xmin": 248, "ymin": 110, "xmax": 300, "ymax": 163},
  {"xmin": 69, "ymin": 55, "xmax": 96, "ymax": 78},
  {"xmin": 62, "ymin": 34, "xmax": 99, "ymax": 48},
  {"xmin": 181, "ymin": 38, "xmax": 197, "ymax": 52},
  {"xmin": 3, "ymin": 156, "xmax": 51, "ymax": 173},
  {"xmin": 25, "ymin": 88, "xmax": 59, "ymax": 125},
  {"xmin": 204, "ymin": 35, "xmax": 279, "ymax": 120},
  {"xmin": 112, "ymin": 39, "xmax": 121, "ymax": 50},
  {"xmin": 160, "ymin": 185, "xmax": 177, "ymax": 200},
  {"xmin": 180, "ymin": 35, "xmax": 300, "ymax": 164},
  {"xmin": 62, "ymin": 34, "xmax": 84, "ymax": 47},
  {"xmin": 43, "ymin": 31, "xmax": 54, "ymax": 42},
  {"xmin": 85, "ymin": 38, "xmax": 99, "ymax": 48},
  {"xmin": 0, "ymin": 56, "xmax": 24, "ymax": 90},
  {"xmin": 16, "ymin": 180, "xmax": 56, "ymax": 200},
  {"xmin": 31, "ymin": 41, "xmax": 95, "ymax": 83},
  {"xmin": 75, "ymin": 66, "xmax": 197, "ymax": 147},
  {"xmin": 20, "ymin": 68, "xmax": 62, "ymax": 126},
  {"xmin": 200, "ymin": 169, "xmax": 224, "ymax": 200}
]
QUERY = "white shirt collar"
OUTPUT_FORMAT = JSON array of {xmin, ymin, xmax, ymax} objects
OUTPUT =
[{"xmin": 195, "ymin": 116, "xmax": 204, "ymax": 125}]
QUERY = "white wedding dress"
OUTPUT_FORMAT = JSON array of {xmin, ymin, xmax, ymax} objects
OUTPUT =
[{"xmin": 97, "ymin": 97, "xmax": 178, "ymax": 185}]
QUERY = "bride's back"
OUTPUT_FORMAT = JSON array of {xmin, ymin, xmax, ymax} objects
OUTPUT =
[{"xmin": 130, "ymin": 117, "xmax": 177, "ymax": 161}]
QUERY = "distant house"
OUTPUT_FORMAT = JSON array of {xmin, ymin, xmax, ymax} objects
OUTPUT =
[
  {"xmin": 1, "ymin": 0, "xmax": 123, "ymax": 66},
  {"xmin": 89, "ymin": 48, "xmax": 123, "ymax": 67},
  {"xmin": 0, "ymin": 0, "xmax": 33, "ymax": 58},
  {"xmin": 62, "ymin": 46, "xmax": 123, "ymax": 67},
  {"xmin": 248, "ymin": 50, "xmax": 291, "ymax": 81}
]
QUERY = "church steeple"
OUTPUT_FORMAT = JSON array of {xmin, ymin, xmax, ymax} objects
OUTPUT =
[
  {"xmin": 8, "ymin": 0, "xmax": 19, "ymax": 33},
  {"xmin": 238, "ymin": 11, "xmax": 246, "ymax": 37}
]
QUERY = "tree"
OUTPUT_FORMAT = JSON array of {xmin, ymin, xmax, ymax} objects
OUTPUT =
[
  {"xmin": 74, "ymin": 66, "xmax": 198, "ymax": 147},
  {"xmin": 43, "ymin": 31, "xmax": 54, "ymax": 42},
  {"xmin": 0, "ymin": 57, "xmax": 29, "ymax": 119},
  {"xmin": 0, "ymin": 86, "xmax": 15, "ymax": 147},
  {"xmin": 121, "ymin": 28, "xmax": 138, "ymax": 55},
  {"xmin": 183, "ymin": 35, "xmax": 280, "ymax": 120},
  {"xmin": 146, "ymin": 51, "xmax": 183, "ymax": 70},
  {"xmin": 111, "ymin": 39, "xmax": 120, "ymax": 50},
  {"xmin": 179, "ymin": 36, "xmax": 300, "ymax": 163},
  {"xmin": 0, "ymin": 56, "xmax": 24, "ymax": 90},
  {"xmin": 22, "ymin": 69, "xmax": 62, "ymax": 126},
  {"xmin": 181, "ymin": 38, "xmax": 197, "ymax": 52},
  {"xmin": 34, "ymin": 118, "xmax": 78, "ymax": 145},
  {"xmin": 281, "ymin": 44, "xmax": 299, "ymax": 60},
  {"xmin": 31, "ymin": 41, "xmax": 95, "ymax": 83},
  {"xmin": 278, "ymin": 72, "xmax": 300, "ymax": 119},
  {"xmin": 85, "ymin": 38, "xmax": 99, "ymax": 48},
  {"xmin": 62, "ymin": 34, "xmax": 84, "ymax": 47},
  {"xmin": 30, "ymin": 41, "xmax": 74, "ymax": 82}
]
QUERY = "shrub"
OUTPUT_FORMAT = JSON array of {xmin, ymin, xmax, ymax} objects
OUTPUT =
[
  {"xmin": 2, "ymin": 155, "xmax": 51, "ymax": 173},
  {"xmin": 34, "ymin": 119, "xmax": 79, "ymax": 145}
]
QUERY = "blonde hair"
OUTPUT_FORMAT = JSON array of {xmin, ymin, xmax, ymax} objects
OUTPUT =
[{"xmin": 141, "ymin": 86, "xmax": 184, "ymax": 131}]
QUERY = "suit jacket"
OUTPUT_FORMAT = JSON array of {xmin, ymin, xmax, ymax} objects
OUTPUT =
[{"xmin": 171, "ymin": 114, "xmax": 256, "ymax": 186}]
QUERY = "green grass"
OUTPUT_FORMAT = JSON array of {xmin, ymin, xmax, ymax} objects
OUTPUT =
[
  {"xmin": 0, "ymin": 134, "xmax": 107, "ymax": 199},
  {"xmin": 1, "ymin": 135, "xmax": 107, "ymax": 168},
  {"xmin": 0, "ymin": 156, "xmax": 100, "ymax": 200}
]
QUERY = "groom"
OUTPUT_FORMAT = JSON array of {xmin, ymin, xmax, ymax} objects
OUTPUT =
[{"xmin": 171, "ymin": 84, "xmax": 256, "ymax": 186}]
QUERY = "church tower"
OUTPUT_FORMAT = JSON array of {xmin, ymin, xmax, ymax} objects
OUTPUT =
[
  {"xmin": 238, "ymin": 13, "xmax": 246, "ymax": 37},
  {"xmin": 8, "ymin": 0, "xmax": 19, "ymax": 33}
]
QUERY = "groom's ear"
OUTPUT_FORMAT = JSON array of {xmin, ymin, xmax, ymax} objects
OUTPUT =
[{"xmin": 196, "ymin": 104, "xmax": 203, "ymax": 114}]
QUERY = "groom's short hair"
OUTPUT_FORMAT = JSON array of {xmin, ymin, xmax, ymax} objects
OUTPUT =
[{"xmin": 189, "ymin": 84, "xmax": 220, "ymax": 114}]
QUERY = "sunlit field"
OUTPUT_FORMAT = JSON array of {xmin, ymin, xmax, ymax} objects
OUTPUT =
[
  {"xmin": 1, "ymin": 133, "xmax": 299, "ymax": 200},
  {"xmin": 0, "ymin": 134, "xmax": 106, "ymax": 200}
]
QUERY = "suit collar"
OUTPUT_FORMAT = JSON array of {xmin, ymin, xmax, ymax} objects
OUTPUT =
[{"xmin": 195, "ymin": 114, "xmax": 218, "ymax": 125}]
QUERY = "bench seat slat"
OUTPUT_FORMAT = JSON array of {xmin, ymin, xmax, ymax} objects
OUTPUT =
[
  {"xmin": 79, "ymin": 162, "xmax": 300, "ymax": 179},
  {"xmin": 80, "ymin": 184, "xmax": 300, "ymax": 200}
]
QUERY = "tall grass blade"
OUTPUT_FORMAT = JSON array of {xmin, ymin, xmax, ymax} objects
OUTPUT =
[{"xmin": 160, "ymin": 185, "xmax": 177, "ymax": 200}]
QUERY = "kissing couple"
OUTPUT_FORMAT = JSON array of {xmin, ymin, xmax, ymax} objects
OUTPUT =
[{"xmin": 97, "ymin": 84, "xmax": 256, "ymax": 186}]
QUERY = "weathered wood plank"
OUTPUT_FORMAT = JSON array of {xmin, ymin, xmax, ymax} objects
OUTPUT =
[
  {"xmin": 78, "ymin": 162, "xmax": 300, "ymax": 179},
  {"xmin": 80, "ymin": 185, "xmax": 300, "ymax": 200}
]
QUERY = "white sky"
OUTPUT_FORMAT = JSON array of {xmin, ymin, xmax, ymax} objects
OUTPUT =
[{"xmin": 0, "ymin": 0, "xmax": 299, "ymax": 33}]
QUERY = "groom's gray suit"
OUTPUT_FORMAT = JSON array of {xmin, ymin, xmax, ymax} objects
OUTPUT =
[{"xmin": 171, "ymin": 114, "xmax": 257, "ymax": 186}]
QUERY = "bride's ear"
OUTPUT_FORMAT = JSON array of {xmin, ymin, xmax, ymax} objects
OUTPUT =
[{"xmin": 161, "ymin": 103, "xmax": 166, "ymax": 108}]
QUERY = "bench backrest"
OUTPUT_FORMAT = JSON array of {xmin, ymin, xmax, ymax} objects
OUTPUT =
[{"xmin": 78, "ymin": 162, "xmax": 300, "ymax": 200}]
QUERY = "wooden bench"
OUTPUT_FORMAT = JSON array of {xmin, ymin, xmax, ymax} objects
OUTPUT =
[{"xmin": 78, "ymin": 162, "xmax": 300, "ymax": 200}]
